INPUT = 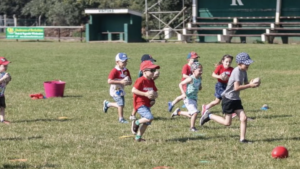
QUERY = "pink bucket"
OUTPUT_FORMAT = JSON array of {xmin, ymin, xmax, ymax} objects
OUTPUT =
[{"xmin": 43, "ymin": 81, "xmax": 66, "ymax": 98}]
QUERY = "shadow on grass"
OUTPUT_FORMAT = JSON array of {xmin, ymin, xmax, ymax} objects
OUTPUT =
[
  {"xmin": 2, "ymin": 163, "xmax": 58, "ymax": 169},
  {"xmin": 260, "ymin": 137, "xmax": 300, "ymax": 142},
  {"xmin": 153, "ymin": 116, "xmax": 171, "ymax": 121},
  {"xmin": 12, "ymin": 118, "xmax": 71, "ymax": 123},
  {"xmin": 259, "ymin": 114, "xmax": 292, "ymax": 119},
  {"xmin": 62, "ymin": 95, "xmax": 83, "ymax": 98},
  {"xmin": 165, "ymin": 136, "xmax": 209, "ymax": 142},
  {"xmin": 0, "ymin": 136, "xmax": 42, "ymax": 141},
  {"xmin": 165, "ymin": 135, "xmax": 228, "ymax": 142}
]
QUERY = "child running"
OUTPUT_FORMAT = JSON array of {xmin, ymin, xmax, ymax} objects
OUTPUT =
[
  {"xmin": 129, "ymin": 54, "xmax": 159, "ymax": 121},
  {"xmin": 103, "ymin": 53, "xmax": 132, "ymax": 123},
  {"xmin": 171, "ymin": 62, "xmax": 203, "ymax": 131},
  {"xmin": 200, "ymin": 52, "xmax": 259, "ymax": 143},
  {"xmin": 131, "ymin": 60, "xmax": 160, "ymax": 142},
  {"xmin": 168, "ymin": 51, "xmax": 199, "ymax": 112},
  {"xmin": 0, "ymin": 57, "xmax": 12, "ymax": 125},
  {"xmin": 201, "ymin": 54, "xmax": 234, "ymax": 116}
]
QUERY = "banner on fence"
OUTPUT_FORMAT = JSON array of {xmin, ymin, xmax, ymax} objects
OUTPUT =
[{"xmin": 6, "ymin": 27, "xmax": 44, "ymax": 39}]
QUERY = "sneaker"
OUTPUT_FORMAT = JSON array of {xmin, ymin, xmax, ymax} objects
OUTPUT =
[
  {"xmin": 201, "ymin": 104, "xmax": 207, "ymax": 116},
  {"xmin": 232, "ymin": 113, "xmax": 237, "ymax": 118},
  {"xmin": 119, "ymin": 119, "xmax": 129, "ymax": 123},
  {"xmin": 135, "ymin": 138, "xmax": 146, "ymax": 142},
  {"xmin": 129, "ymin": 115, "xmax": 136, "ymax": 121},
  {"xmin": 168, "ymin": 102, "xmax": 174, "ymax": 112},
  {"xmin": 190, "ymin": 127, "xmax": 198, "ymax": 132},
  {"xmin": 200, "ymin": 110, "xmax": 210, "ymax": 126},
  {"xmin": 171, "ymin": 108, "xmax": 180, "ymax": 118},
  {"xmin": 240, "ymin": 139, "xmax": 252, "ymax": 144},
  {"xmin": 131, "ymin": 120, "xmax": 139, "ymax": 134},
  {"xmin": 103, "ymin": 100, "xmax": 109, "ymax": 113}
]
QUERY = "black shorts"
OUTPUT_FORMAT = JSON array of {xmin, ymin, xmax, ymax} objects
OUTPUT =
[
  {"xmin": 0, "ymin": 96, "xmax": 6, "ymax": 108},
  {"xmin": 221, "ymin": 97, "xmax": 243, "ymax": 114}
]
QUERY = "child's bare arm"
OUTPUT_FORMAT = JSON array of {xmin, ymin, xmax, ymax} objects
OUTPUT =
[
  {"xmin": 182, "ymin": 74, "xmax": 189, "ymax": 79},
  {"xmin": 212, "ymin": 72, "xmax": 222, "ymax": 79},
  {"xmin": 179, "ymin": 77, "xmax": 192, "ymax": 97},
  {"xmin": 108, "ymin": 79, "xmax": 128, "ymax": 86},
  {"xmin": 132, "ymin": 87, "xmax": 148, "ymax": 97},
  {"xmin": 233, "ymin": 81, "xmax": 258, "ymax": 91}
]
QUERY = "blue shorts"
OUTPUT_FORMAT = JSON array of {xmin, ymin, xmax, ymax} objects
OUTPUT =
[
  {"xmin": 214, "ymin": 82, "xmax": 227, "ymax": 100},
  {"xmin": 112, "ymin": 96, "xmax": 125, "ymax": 106},
  {"xmin": 137, "ymin": 105, "xmax": 154, "ymax": 125}
]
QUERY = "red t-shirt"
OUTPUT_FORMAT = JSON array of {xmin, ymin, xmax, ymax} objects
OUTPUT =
[
  {"xmin": 181, "ymin": 64, "xmax": 192, "ymax": 92},
  {"xmin": 214, "ymin": 65, "xmax": 234, "ymax": 84},
  {"xmin": 108, "ymin": 66, "xmax": 131, "ymax": 97},
  {"xmin": 181, "ymin": 64, "xmax": 192, "ymax": 82},
  {"xmin": 133, "ymin": 76, "xmax": 157, "ymax": 110}
]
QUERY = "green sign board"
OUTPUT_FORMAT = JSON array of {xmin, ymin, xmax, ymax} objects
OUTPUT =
[{"xmin": 6, "ymin": 27, "xmax": 44, "ymax": 39}]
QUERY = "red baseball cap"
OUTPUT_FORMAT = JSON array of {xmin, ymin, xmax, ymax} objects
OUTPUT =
[
  {"xmin": 0, "ymin": 57, "xmax": 10, "ymax": 65},
  {"xmin": 140, "ymin": 60, "xmax": 160, "ymax": 71}
]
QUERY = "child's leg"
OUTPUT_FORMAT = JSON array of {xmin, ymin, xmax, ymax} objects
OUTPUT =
[
  {"xmin": 137, "ymin": 124, "xmax": 148, "ymax": 136},
  {"xmin": 235, "ymin": 109, "xmax": 247, "ymax": 141},
  {"xmin": 169, "ymin": 94, "xmax": 185, "ymax": 112},
  {"xmin": 209, "ymin": 113, "xmax": 232, "ymax": 126},
  {"xmin": 171, "ymin": 94, "xmax": 185, "ymax": 106},
  {"xmin": 176, "ymin": 111, "xmax": 192, "ymax": 118},
  {"xmin": 117, "ymin": 106, "xmax": 124, "ymax": 119},
  {"xmin": 129, "ymin": 108, "xmax": 137, "ymax": 120},
  {"xmin": 132, "ymin": 106, "xmax": 153, "ymax": 141},
  {"xmin": 109, "ymin": 96, "xmax": 127, "ymax": 122},
  {"xmin": 0, "ymin": 107, "xmax": 4, "ymax": 122},
  {"xmin": 190, "ymin": 113, "xmax": 197, "ymax": 128},
  {"xmin": 206, "ymin": 98, "xmax": 221, "ymax": 110}
]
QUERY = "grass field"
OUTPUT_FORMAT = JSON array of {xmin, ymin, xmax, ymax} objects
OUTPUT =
[{"xmin": 0, "ymin": 41, "xmax": 300, "ymax": 169}]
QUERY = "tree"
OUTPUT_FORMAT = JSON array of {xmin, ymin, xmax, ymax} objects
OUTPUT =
[{"xmin": 0, "ymin": 0, "xmax": 31, "ymax": 16}]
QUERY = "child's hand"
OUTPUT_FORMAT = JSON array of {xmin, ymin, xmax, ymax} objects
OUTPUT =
[
  {"xmin": 1, "ymin": 73, "xmax": 11, "ymax": 83},
  {"xmin": 250, "ymin": 77, "xmax": 261, "ymax": 88},
  {"xmin": 146, "ymin": 90, "xmax": 158, "ymax": 100},
  {"xmin": 122, "ymin": 76, "xmax": 131, "ymax": 86}
]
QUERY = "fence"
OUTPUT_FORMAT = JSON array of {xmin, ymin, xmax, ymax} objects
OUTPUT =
[{"xmin": 0, "ymin": 26, "xmax": 85, "ymax": 42}]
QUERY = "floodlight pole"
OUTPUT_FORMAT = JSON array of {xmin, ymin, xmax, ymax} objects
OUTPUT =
[{"xmin": 145, "ymin": 0, "xmax": 148, "ymax": 39}]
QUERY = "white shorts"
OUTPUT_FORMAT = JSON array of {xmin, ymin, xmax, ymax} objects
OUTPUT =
[{"xmin": 183, "ymin": 98, "xmax": 199, "ymax": 115}]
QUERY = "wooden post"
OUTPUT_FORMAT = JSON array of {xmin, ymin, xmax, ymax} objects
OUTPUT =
[{"xmin": 58, "ymin": 28, "xmax": 60, "ymax": 42}]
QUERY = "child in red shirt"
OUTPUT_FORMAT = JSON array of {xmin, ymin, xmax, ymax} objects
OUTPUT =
[
  {"xmin": 129, "ymin": 54, "xmax": 159, "ymax": 121},
  {"xmin": 168, "ymin": 51, "xmax": 199, "ymax": 112},
  {"xmin": 131, "ymin": 60, "xmax": 160, "ymax": 142},
  {"xmin": 201, "ymin": 54, "xmax": 234, "ymax": 115},
  {"xmin": 103, "ymin": 53, "xmax": 132, "ymax": 123}
]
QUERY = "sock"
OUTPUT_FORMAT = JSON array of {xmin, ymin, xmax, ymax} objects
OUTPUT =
[
  {"xmin": 171, "ymin": 101, "xmax": 175, "ymax": 106},
  {"xmin": 208, "ymin": 114, "xmax": 212, "ymax": 119},
  {"xmin": 135, "ymin": 135, "xmax": 141, "ymax": 140},
  {"xmin": 135, "ymin": 120, "xmax": 140, "ymax": 125},
  {"xmin": 119, "ymin": 117, "xmax": 123, "ymax": 121},
  {"xmin": 205, "ymin": 105, "xmax": 209, "ymax": 109}
]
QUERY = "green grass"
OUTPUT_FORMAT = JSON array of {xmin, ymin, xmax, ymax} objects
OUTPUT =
[{"xmin": 0, "ymin": 42, "xmax": 300, "ymax": 169}]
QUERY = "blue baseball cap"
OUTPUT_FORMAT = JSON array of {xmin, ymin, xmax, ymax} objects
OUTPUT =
[
  {"xmin": 236, "ymin": 52, "xmax": 253, "ymax": 65},
  {"xmin": 115, "ymin": 53, "xmax": 128, "ymax": 62}
]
